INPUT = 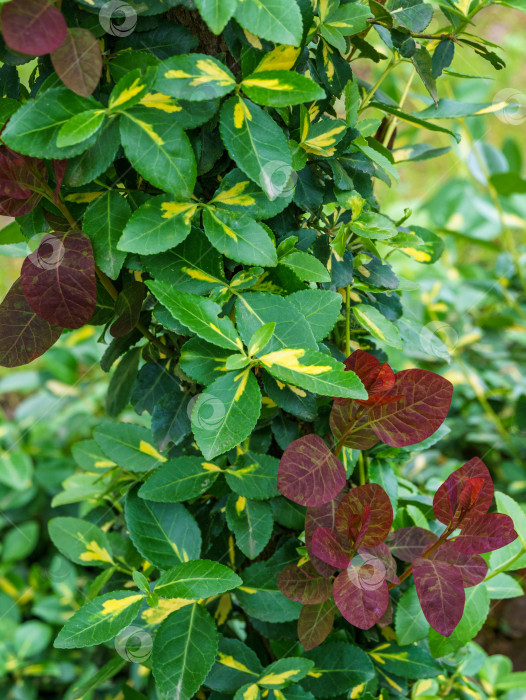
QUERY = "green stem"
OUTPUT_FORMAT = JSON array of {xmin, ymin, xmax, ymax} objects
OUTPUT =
[
  {"xmin": 358, "ymin": 452, "xmax": 366, "ymax": 485},
  {"xmin": 483, "ymin": 544, "xmax": 526, "ymax": 581},
  {"xmin": 382, "ymin": 67, "xmax": 416, "ymax": 148},
  {"xmin": 359, "ymin": 57, "xmax": 400, "ymax": 113},
  {"xmin": 345, "ymin": 285, "xmax": 351, "ymax": 357}
]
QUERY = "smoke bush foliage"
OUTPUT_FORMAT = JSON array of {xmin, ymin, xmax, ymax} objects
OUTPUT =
[{"xmin": 0, "ymin": 0, "xmax": 524, "ymax": 698}]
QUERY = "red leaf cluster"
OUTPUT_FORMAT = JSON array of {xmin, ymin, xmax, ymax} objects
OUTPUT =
[{"xmin": 0, "ymin": 146, "xmax": 46, "ymax": 217}]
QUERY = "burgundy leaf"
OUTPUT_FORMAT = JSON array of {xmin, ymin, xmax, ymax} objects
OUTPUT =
[
  {"xmin": 428, "ymin": 541, "xmax": 487, "ymax": 587},
  {"xmin": 368, "ymin": 369, "xmax": 453, "ymax": 447},
  {"xmin": 21, "ymin": 231, "xmax": 96, "ymax": 329},
  {"xmin": 277, "ymin": 434, "xmax": 346, "ymax": 507},
  {"xmin": 311, "ymin": 527, "xmax": 352, "ymax": 569},
  {"xmin": 0, "ymin": 192, "xmax": 41, "ymax": 217},
  {"xmin": 335, "ymin": 484, "xmax": 393, "ymax": 548},
  {"xmin": 1, "ymin": 0, "xmax": 67, "ymax": 56},
  {"xmin": 110, "ymin": 282, "xmax": 146, "ymax": 338},
  {"xmin": 412, "ymin": 557, "xmax": 464, "ymax": 636},
  {"xmin": 359, "ymin": 543, "xmax": 399, "ymax": 584},
  {"xmin": 433, "ymin": 457, "xmax": 494, "ymax": 528},
  {"xmin": 0, "ymin": 278, "xmax": 62, "ymax": 368},
  {"xmin": 277, "ymin": 562, "xmax": 333, "ymax": 604},
  {"xmin": 344, "ymin": 350, "xmax": 397, "ymax": 407},
  {"xmin": 298, "ymin": 600, "xmax": 335, "ymax": 650},
  {"xmin": 377, "ymin": 598, "xmax": 393, "ymax": 627},
  {"xmin": 305, "ymin": 493, "xmax": 345, "ymax": 577},
  {"xmin": 388, "ymin": 527, "xmax": 439, "ymax": 562},
  {"xmin": 453, "ymin": 513, "xmax": 517, "ymax": 554},
  {"xmin": 0, "ymin": 147, "xmax": 46, "ymax": 216},
  {"xmin": 330, "ymin": 400, "xmax": 378, "ymax": 450},
  {"xmin": 333, "ymin": 564, "xmax": 389, "ymax": 629},
  {"xmin": 51, "ymin": 28, "xmax": 102, "ymax": 97},
  {"xmin": 52, "ymin": 159, "xmax": 68, "ymax": 205}
]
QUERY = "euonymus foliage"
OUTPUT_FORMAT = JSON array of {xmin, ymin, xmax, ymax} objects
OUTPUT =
[{"xmin": 0, "ymin": 0, "xmax": 524, "ymax": 698}]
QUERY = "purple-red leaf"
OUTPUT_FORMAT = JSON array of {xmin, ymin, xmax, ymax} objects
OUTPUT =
[
  {"xmin": 305, "ymin": 494, "xmax": 345, "ymax": 577},
  {"xmin": 334, "ymin": 483, "xmax": 393, "ymax": 548},
  {"xmin": 344, "ymin": 350, "xmax": 398, "ymax": 407},
  {"xmin": 0, "ymin": 279, "xmax": 62, "ymax": 368},
  {"xmin": 277, "ymin": 434, "xmax": 346, "ymax": 507},
  {"xmin": 428, "ymin": 541, "xmax": 487, "ymax": 587},
  {"xmin": 453, "ymin": 513, "xmax": 517, "ymax": 554},
  {"xmin": 0, "ymin": 147, "xmax": 46, "ymax": 217},
  {"xmin": 333, "ymin": 564, "xmax": 389, "ymax": 629},
  {"xmin": 433, "ymin": 457, "xmax": 494, "ymax": 528},
  {"xmin": 360, "ymin": 543, "xmax": 399, "ymax": 584},
  {"xmin": 1, "ymin": 0, "xmax": 67, "ymax": 56},
  {"xmin": 388, "ymin": 527, "xmax": 439, "ymax": 562},
  {"xmin": 52, "ymin": 159, "xmax": 67, "ymax": 205},
  {"xmin": 277, "ymin": 562, "xmax": 333, "ymax": 604},
  {"xmin": 412, "ymin": 557, "xmax": 464, "ymax": 636},
  {"xmin": 21, "ymin": 231, "xmax": 96, "ymax": 329},
  {"xmin": 368, "ymin": 369, "xmax": 453, "ymax": 447},
  {"xmin": 50, "ymin": 28, "xmax": 102, "ymax": 97},
  {"xmin": 330, "ymin": 400, "xmax": 379, "ymax": 450},
  {"xmin": 311, "ymin": 527, "xmax": 352, "ymax": 569},
  {"xmin": 298, "ymin": 600, "xmax": 335, "ymax": 650}
]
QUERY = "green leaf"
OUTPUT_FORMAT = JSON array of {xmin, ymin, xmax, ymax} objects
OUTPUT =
[
  {"xmin": 120, "ymin": 106, "xmax": 196, "ymax": 197},
  {"xmin": 226, "ymin": 452, "xmax": 280, "ymax": 500},
  {"xmin": 48, "ymin": 517, "xmax": 114, "ymax": 568},
  {"xmin": 369, "ymin": 101, "xmax": 460, "ymax": 141},
  {"xmin": 226, "ymin": 494, "xmax": 274, "ymax": 559},
  {"xmin": 0, "ymin": 450, "xmax": 33, "ymax": 490},
  {"xmin": 179, "ymin": 337, "xmax": 234, "ymax": 385},
  {"xmin": 301, "ymin": 118, "xmax": 348, "ymax": 156},
  {"xmin": 350, "ymin": 212, "xmax": 398, "ymax": 239},
  {"xmin": 105, "ymin": 346, "xmax": 141, "ymax": 417},
  {"xmin": 288, "ymin": 289, "xmax": 342, "ymax": 342},
  {"xmin": 125, "ymin": 486, "xmax": 201, "ymax": 568},
  {"xmin": 118, "ymin": 196, "xmax": 197, "ymax": 254},
  {"xmin": 211, "ymin": 168, "xmax": 292, "ymax": 219},
  {"xmin": 155, "ymin": 559, "xmax": 242, "ymax": 598},
  {"xmin": 64, "ymin": 118, "xmax": 121, "ymax": 188},
  {"xmin": 220, "ymin": 96, "xmax": 293, "ymax": 200},
  {"xmin": 194, "ymin": 0, "xmax": 237, "ymax": 34},
  {"xmin": 83, "ymin": 190, "xmax": 131, "ymax": 279},
  {"xmin": 395, "ymin": 585, "xmax": 429, "ymax": 645},
  {"xmin": 94, "ymin": 422, "xmax": 167, "ymax": 472},
  {"xmin": 354, "ymin": 136, "xmax": 400, "ymax": 183},
  {"xmin": 56, "ymin": 109, "xmax": 105, "ymax": 148},
  {"xmin": 411, "ymin": 46, "xmax": 438, "ymax": 106},
  {"xmin": 143, "ymin": 228, "xmax": 226, "ymax": 295},
  {"xmin": 369, "ymin": 642, "xmax": 441, "ymax": 679},
  {"xmin": 281, "ymin": 251, "xmax": 330, "ymax": 282},
  {"xmin": 301, "ymin": 641, "xmax": 375, "ymax": 697},
  {"xmin": 203, "ymin": 207, "xmax": 277, "ymax": 267},
  {"xmin": 234, "ymin": 0, "xmax": 303, "ymax": 46},
  {"xmin": 484, "ymin": 572, "xmax": 523, "ymax": 599},
  {"xmin": 428, "ymin": 584, "xmax": 490, "ymax": 657},
  {"xmin": 353, "ymin": 304, "xmax": 403, "ymax": 349},
  {"xmin": 152, "ymin": 604, "xmax": 218, "ymax": 699},
  {"xmin": 259, "ymin": 347, "xmax": 367, "ymax": 398},
  {"xmin": 495, "ymin": 491, "xmax": 526, "ymax": 545},
  {"xmin": 237, "ymin": 565, "xmax": 302, "ymax": 623},
  {"xmin": 248, "ymin": 322, "xmax": 275, "ymax": 356},
  {"xmin": 241, "ymin": 71, "xmax": 325, "ymax": 107},
  {"xmin": 72, "ymin": 439, "xmax": 116, "ymax": 472},
  {"xmin": 108, "ymin": 68, "xmax": 155, "ymax": 111},
  {"xmin": 2, "ymin": 87, "xmax": 101, "ymax": 158},
  {"xmin": 191, "ymin": 370, "xmax": 262, "ymax": 459},
  {"xmin": 155, "ymin": 53, "xmax": 236, "ymax": 101},
  {"xmin": 258, "ymin": 657, "xmax": 314, "ymax": 687},
  {"xmin": 236, "ymin": 292, "xmax": 318, "ymax": 354},
  {"xmin": 147, "ymin": 280, "xmax": 242, "ymax": 351},
  {"xmin": 206, "ymin": 635, "xmax": 263, "ymax": 692},
  {"xmin": 69, "ymin": 657, "xmax": 127, "ymax": 700},
  {"xmin": 139, "ymin": 456, "xmax": 222, "ymax": 502},
  {"xmin": 54, "ymin": 591, "xmax": 143, "ymax": 649}
]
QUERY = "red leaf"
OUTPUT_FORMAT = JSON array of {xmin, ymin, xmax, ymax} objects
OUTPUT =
[
  {"xmin": 433, "ymin": 457, "xmax": 494, "ymax": 528},
  {"xmin": 21, "ymin": 231, "xmax": 97, "ymax": 329},
  {"xmin": 311, "ymin": 527, "xmax": 352, "ymax": 568},
  {"xmin": 359, "ymin": 543, "xmax": 399, "ymax": 584},
  {"xmin": 0, "ymin": 278, "xmax": 62, "ymax": 368},
  {"xmin": 344, "ymin": 350, "xmax": 397, "ymax": 406},
  {"xmin": 388, "ymin": 527, "xmax": 439, "ymax": 562},
  {"xmin": 377, "ymin": 598, "xmax": 393, "ymax": 627},
  {"xmin": 453, "ymin": 513, "xmax": 517, "ymax": 554},
  {"xmin": 428, "ymin": 541, "xmax": 487, "ymax": 587},
  {"xmin": 0, "ymin": 147, "xmax": 46, "ymax": 216},
  {"xmin": 333, "ymin": 564, "xmax": 389, "ymax": 629},
  {"xmin": 1, "ymin": 0, "xmax": 67, "ymax": 56},
  {"xmin": 335, "ymin": 484, "xmax": 393, "ymax": 548},
  {"xmin": 413, "ymin": 557, "xmax": 464, "ymax": 636},
  {"xmin": 298, "ymin": 600, "xmax": 335, "ymax": 650},
  {"xmin": 52, "ymin": 159, "xmax": 68, "ymax": 205},
  {"xmin": 51, "ymin": 28, "xmax": 102, "ymax": 97},
  {"xmin": 277, "ymin": 434, "xmax": 346, "ymax": 507},
  {"xmin": 368, "ymin": 369, "xmax": 453, "ymax": 447},
  {"xmin": 277, "ymin": 562, "xmax": 333, "ymax": 604},
  {"xmin": 330, "ymin": 400, "xmax": 378, "ymax": 450},
  {"xmin": 305, "ymin": 493, "xmax": 345, "ymax": 577}
]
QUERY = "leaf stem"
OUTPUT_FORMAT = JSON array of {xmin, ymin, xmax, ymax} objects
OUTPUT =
[
  {"xmin": 359, "ymin": 57, "xmax": 400, "ymax": 113},
  {"xmin": 345, "ymin": 285, "xmax": 351, "ymax": 357},
  {"xmin": 387, "ymin": 524, "xmax": 455, "ymax": 590}
]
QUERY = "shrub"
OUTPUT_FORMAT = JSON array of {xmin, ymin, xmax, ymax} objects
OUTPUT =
[{"xmin": 0, "ymin": 0, "xmax": 525, "ymax": 698}]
